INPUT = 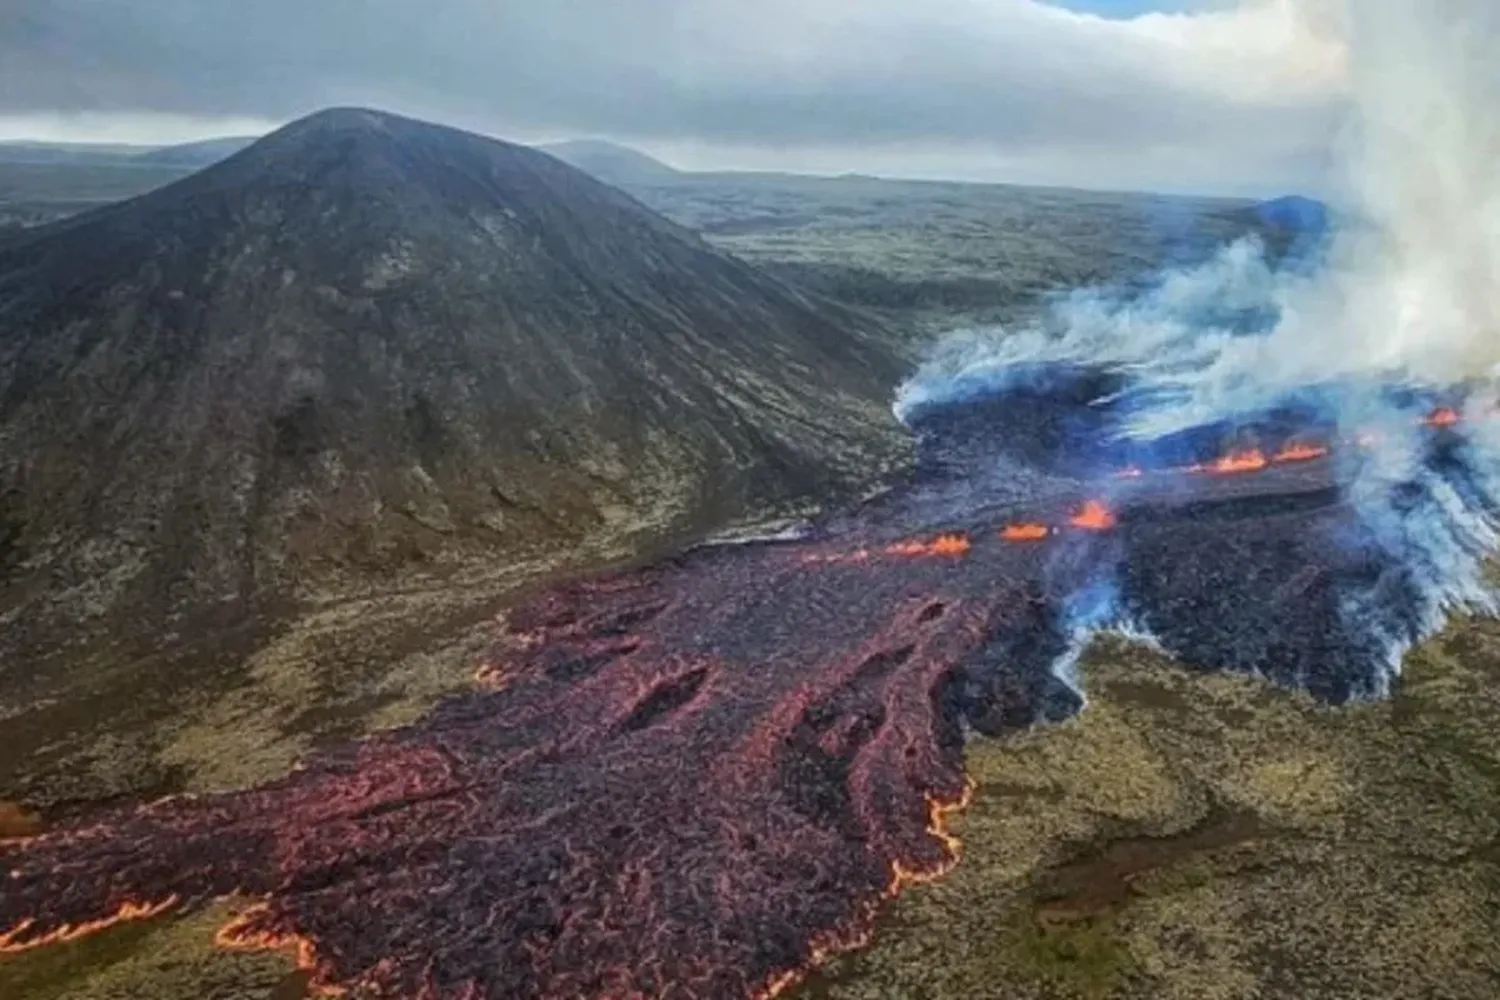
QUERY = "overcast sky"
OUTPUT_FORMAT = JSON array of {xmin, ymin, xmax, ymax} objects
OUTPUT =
[{"xmin": 0, "ymin": 0, "xmax": 1349, "ymax": 195}]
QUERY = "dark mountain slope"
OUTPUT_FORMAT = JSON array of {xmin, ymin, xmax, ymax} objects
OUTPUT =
[{"xmin": 0, "ymin": 108, "xmax": 908, "ymax": 665}]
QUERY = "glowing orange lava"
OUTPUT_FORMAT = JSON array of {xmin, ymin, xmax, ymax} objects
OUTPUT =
[
  {"xmin": 1272, "ymin": 442, "xmax": 1331, "ymax": 464},
  {"xmin": 1425, "ymin": 407, "xmax": 1461, "ymax": 428},
  {"xmin": 884, "ymin": 534, "xmax": 972, "ymax": 558},
  {"xmin": 757, "ymin": 778, "xmax": 976, "ymax": 1000},
  {"xmin": 1191, "ymin": 448, "xmax": 1269, "ymax": 476},
  {"xmin": 1000, "ymin": 523, "xmax": 1050, "ymax": 543},
  {"xmin": 0, "ymin": 896, "xmax": 179, "ymax": 954},
  {"xmin": 216, "ymin": 904, "xmax": 328, "ymax": 984},
  {"xmin": 1068, "ymin": 500, "xmax": 1118, "ymax": 532}
]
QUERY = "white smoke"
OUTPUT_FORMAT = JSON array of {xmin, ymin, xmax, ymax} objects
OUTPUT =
[
  {"xmin": 1331, "ymin": 0, "xmax": 1500, "ymax": 381},
  {"xmin": 1047, "ymin": 576, "xmax": 1166, "ymax": 711},
  {"xmin": 894, "ymin": 237, "xmax": 1288, "ymax": 424},
  {"xmin": 1143, "ymin": 0, "xmax": 1500, "ymax": 427},
  {"xmin": 904, "ymin": 0, "xmax": 1500, "ymax": 426},
  {"xmin": 899, "ymin": 0, "xmax": 1500, "ymax": 685}
]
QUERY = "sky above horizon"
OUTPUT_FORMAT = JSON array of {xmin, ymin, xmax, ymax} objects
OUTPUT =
[{"xmin": 0, "ymin": 0, "xmax": 1350, "ymax": 196}]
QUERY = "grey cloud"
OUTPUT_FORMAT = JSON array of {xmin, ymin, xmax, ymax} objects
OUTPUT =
[{"xmin": 1, "ymin": 1, "xmax": 1340, "ymax": 190}]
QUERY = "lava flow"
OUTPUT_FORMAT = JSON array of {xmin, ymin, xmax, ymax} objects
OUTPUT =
[
  {"xmin": 1273, "ymin": 441, "xmax": 1331, "ymax": 464},
  {"xmin": 0, "ymin": 897, "xmax": 179, "ymax": 954},
  {"xmin": 0, "ymin": 548, "xmax": 1058, "ymax": 1000},
  {"xmin": 800, "ymin": 532, "xmax": 974, "ymax": 565},
  {"xmin": 885, "ymin": 533, "xmax": 972, "ymax": 558},
  {"xmin": 0, "ymin": 366, "xmax": 1465, "ymax": 999},
  {"xmin": 1190, "ymin": 447, "xmax": 1270, "ymax": 475},
  {"xmin": 1068, "ymin": 500, "xmax": 1118, "ymax": 532},
  {"xmin": 1425, "ymin": 406, "xmax": 1461, "ymax": 428}
]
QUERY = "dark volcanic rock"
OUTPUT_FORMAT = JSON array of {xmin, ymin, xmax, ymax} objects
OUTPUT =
[
  {"xmin": 0, "ymin": 445, "xmax": 1425, "ymax": 999},
  {"xmin": 0, "ymin": 107, "xmax": 908, "ymax": 663},
  {"xmin": 0, "ymin": 348, "xmax": 1463, "ymax": 999}
]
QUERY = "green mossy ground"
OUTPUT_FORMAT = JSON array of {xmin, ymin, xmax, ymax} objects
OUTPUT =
[{"xmin": 808, "ymin": 622, "xmax": 1500, "ymax": 1000}]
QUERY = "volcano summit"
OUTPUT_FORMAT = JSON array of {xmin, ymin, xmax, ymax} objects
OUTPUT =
[{"xmin": 0, "ymin": 108, "xmax": 907, "ymax": 680}]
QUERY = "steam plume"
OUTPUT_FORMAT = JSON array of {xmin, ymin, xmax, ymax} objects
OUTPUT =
[
  {"xmin": 1151, "ymin": 0, "xmax": 1500, "ymax": 424},
  {"xmin": 903, "ymin": 0, "xmax": 1499, "ymax": 424},
  {"xmin": 898, "ymin": 0, "xmax": 1500, "ymax": 686}
]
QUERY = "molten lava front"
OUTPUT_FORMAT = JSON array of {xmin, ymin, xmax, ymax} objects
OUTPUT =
[
  {"xmin": 1191, "ymin": 448, "xmax": 1270, "ymax": 475},
  {"xmin": 885, "ymin": 533, "xmax": 973, "ymax": 558},
  {"xmin": 0, "ymin": 369, "xmax": 1464, "ymax": 999},
  {"xmin": 1274, "ymin": 442, "xmax": 1331, "ymax": 464},
  {"xmin": 1425, "ymin": 406, "xmax": 1461, "ymax": 428},
  {"xmin": 0, "ymin": 540, "xmax": 1062, "ymax": 999},
  {"xmin": 1069, "ymin": 500, "xmax": 1118, "ymax": 532}
]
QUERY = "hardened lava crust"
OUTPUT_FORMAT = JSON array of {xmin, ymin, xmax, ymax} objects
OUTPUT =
[{"xmin": 2, "ymin": 376, "xmax": 1454, "ymax": 999}]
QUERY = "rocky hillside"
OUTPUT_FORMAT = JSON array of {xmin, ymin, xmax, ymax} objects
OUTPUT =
[{"xmin": 0, "ymin": 108, "xmax": 909, "ymax": 668}]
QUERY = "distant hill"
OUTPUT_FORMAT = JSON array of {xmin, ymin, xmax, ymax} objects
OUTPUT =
[
  {"xmin": 0, "ymin": 137, "xmax": 258, "ymax": 170},
  {"xmin": 0, "ymin": 108, "xmax": 908, "ymax": 665},
  {"xmin": 0, "ymin": 161, "xmax": 197, "ymax": 230},
  {"xmin": 537, "ymin": 138, "xmax": 682, "ymax": 186},
  {"xmin": 133, "ymin": 136, "xmax": 259, "ymax": 168},
  {"xmin": 0, "ymin": 140, "xmax": 153, "ymax": 166}
]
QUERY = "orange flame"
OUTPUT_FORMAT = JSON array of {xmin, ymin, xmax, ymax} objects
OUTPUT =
[
  {"xmin": 0, "ymin": 896, "xmax": 179, "ymax": 954},
  {"xmin": 1000, "ymin": 523, "xmax": 1050, "ymax": 543},
  {"xmin": 1425, "ymin": 407, "xmax": 1461, "ymax": 428},
  {"xmin": 1191, "ymin": 448, "xmax": 1269, "ymax": 475},
  {"xmin": 1272, "ymin": 442, "xmax": 1330, "ymax": 464},
  {"xmin": 216, "ymin": 904, "xmax": 330, "ymax": 985},
  {"xmin": 1068, "ymin": 500, "xmax": 1118, "ymax": 532},
  {"xmin": 930, "ymin": 534, "xmax": 972, "ymax": 557},
  {"xmin": 757, "ymin": 778, "xmax": 975, "ymax": 1000},
  {"xmin": 884, "ymin": 534, "xmax": 971, "ymax": 558}
]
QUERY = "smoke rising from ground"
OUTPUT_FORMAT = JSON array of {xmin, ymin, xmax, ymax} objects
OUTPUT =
[
  {"xmin": 900, "ymin": 0, "xmax": 1500, "ymax": 688},
  {"xmin": 1157, "ymin": 0, "xmax": 1500, "ymax": 417},
  {"xmin": 1331, "ymin": 0, "xmax": 1500, "ymax": 382},
  {"xmin": 906, "ymin": 0, "xmax": 1499, "ymax": 427},
  {"xmin": 1149, "ymin": 0, "xmax": 1500, "ymax": 426}
]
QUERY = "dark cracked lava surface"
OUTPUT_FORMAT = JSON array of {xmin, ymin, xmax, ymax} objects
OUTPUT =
[{"xmin": 0, "ymin": 365, "xmax": 1460, "ymax": 999}]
